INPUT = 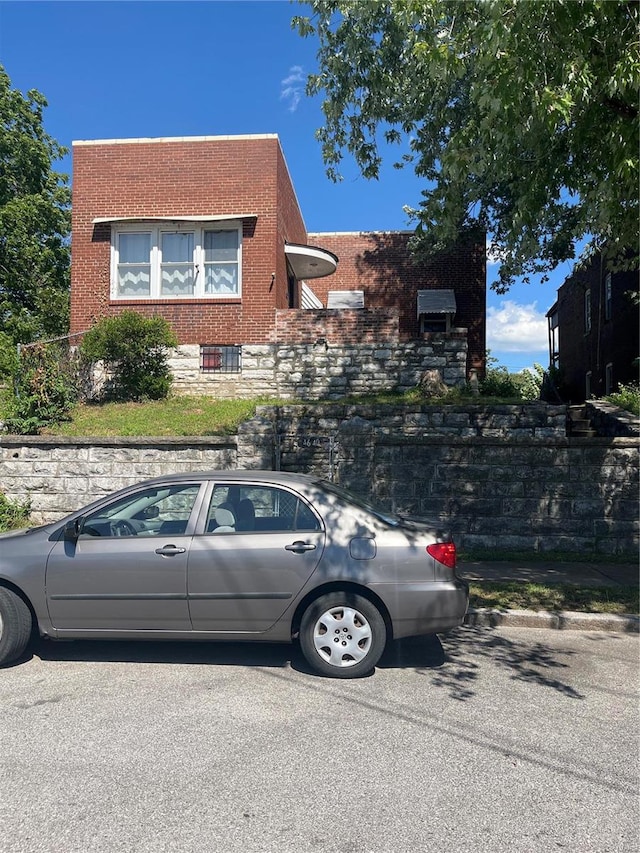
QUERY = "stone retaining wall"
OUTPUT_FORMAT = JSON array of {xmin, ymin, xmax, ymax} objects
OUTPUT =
[
  {"xmin": 586, "ymin": 401, "xmax": 640, "ymax": 437},
  {"xmin": 343, "ymin": 435, "xmax": 638, "ymax": 556},
  {"xmin": 266, "ymin": 402, "xmax": 568, "ymax": 441},
  {"xmin": 0, "ymin": 437, "xmax": 238, "ymax": 523},
  {"xmin": 1, "ymin": 404, "xmax": 637, "ymax": 556},
  {"xmin": 262, "ymin": 403, "xmax": 637, "ymax": 556}
]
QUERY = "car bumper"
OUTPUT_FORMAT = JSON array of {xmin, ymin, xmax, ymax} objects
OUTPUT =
[{"xmin": 369, "ymin": 578, "xmax": 469, "ymax": 640}]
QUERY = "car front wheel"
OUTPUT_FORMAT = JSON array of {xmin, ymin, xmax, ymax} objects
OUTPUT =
[
  {"xmin": 0, "ymin": 587, "xmax": 32, "ymax": 667},
  {"xmin": 299, "ymin": 592, "xmax": 386, "ymax": 678}
]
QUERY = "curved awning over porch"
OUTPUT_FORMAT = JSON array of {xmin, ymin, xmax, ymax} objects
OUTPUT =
[{"xmin": 285, "ymin": 242, "xmax": 338, "ymax": 280}]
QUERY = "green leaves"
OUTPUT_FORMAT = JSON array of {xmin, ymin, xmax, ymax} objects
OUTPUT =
[
  {"xmin": 4, "ymin": 341, "xmax": 78, "ymax": 434},
  {"xmin": 0, "ymin": 65, "xmax": 70, "ymax": 343},
  {"xmin": 295, "ymin": 0, "xmax": 639, "ymax": 289},
  {"xmin": 80, "ymin": 311, "xmax": 178, "ymax": 402}
]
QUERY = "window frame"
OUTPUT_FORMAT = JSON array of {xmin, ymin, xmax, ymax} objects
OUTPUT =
[
  {"xmin": 202, "ymin": 483, "xmax": 322, "ymax": 534},
  {"xmin": 584, "ymin": 288, "xmax": 592, "ymax": 333},
  {"xmin": 200, "ymin": 345, "xmax": 242, "ymax": 373},
  {"xmin": 604, "ymin": 272, "xmax": 613, "ymax": 321},
  {"xmin": 78, "ymin": 482, "xmax": 203, "ymax": 538},
  {"xmin": 110, "ymin": 220, "xmax": 243, "ymax": 301},
  {"xmin": 605, "ymin": 363, "xmax": 613, "ymax": 395}
]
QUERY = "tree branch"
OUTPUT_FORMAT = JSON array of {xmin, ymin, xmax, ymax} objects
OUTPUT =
[{"xmin": 604, "ymin": 96, "xmax": 638, "ymax": 120}]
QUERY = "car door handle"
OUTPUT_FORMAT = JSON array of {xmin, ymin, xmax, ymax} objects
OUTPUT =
[
  {"xmin": 155, "ymin": 545, "xmax": 187, "ymax": 556},
  {"xmin": 285, "ymin": 541, "xmax": 316, "ymax": 554}
]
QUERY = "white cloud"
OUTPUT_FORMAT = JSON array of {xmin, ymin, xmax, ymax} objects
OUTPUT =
[
  {"xmin": 486, "ymin": 300, "xmax": 548, "ymax": 353},
  {"xmin": 280, "ymin": 65, "xmax": 305, "ymax": 112}
]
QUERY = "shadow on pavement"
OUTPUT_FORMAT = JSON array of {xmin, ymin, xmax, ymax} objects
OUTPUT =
[
  {"xmin": 431, "ymin": 624, "xmax": 586, "ymax": 701},
  {"xmin": 13, "ymin": 625, "xmax": 594, "ymax": 700},
  {"xmin": 29, "ymin": 636, "xmax": 302, "ymax": 670},
  {"xmin": 26, "ymin": 635, "xmax": 445, "ymax": 678}
]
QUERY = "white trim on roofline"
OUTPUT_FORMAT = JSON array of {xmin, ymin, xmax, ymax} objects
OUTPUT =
[
  {"xmin": 307, "ymin": 230, "xmax": 415, "ymax": 237},
  {"xmin": 73, "ymin": 134, "xmax": 279, "ymax": 146},
  {"xmin": 93, "ymin": 214, "xmax": 256, "ymax": 224}
]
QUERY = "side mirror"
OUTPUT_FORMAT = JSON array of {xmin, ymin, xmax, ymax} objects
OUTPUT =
[{"xmin": 63, "ymin": 518, "xmax": 82, "ymax": 542}]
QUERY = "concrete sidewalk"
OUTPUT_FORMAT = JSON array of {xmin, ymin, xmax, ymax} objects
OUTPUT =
[
  {"xmin": 458, "ymin": 559, "xmax": 639, "ymax": 633},
  {"xmin": 459, "ymin": 559, "xmax": 638, "ymax": 587}
]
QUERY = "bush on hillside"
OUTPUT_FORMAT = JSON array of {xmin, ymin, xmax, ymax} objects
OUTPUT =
[
  {"xmin": 3, "ymin": 342, "xmax": 78, "ymax": 434},
  {"xmin": 80, "ymin": 311, "xmax": 178, "ymax": 401},
  {"xmin": 604, "ymin": 381, "xmax": 640, "ymax": 416}
]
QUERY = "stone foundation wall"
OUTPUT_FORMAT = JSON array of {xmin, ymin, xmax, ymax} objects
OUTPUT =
[{"xmin": 168, "ymin": 336, "xmax": 468, "ymax": 399}]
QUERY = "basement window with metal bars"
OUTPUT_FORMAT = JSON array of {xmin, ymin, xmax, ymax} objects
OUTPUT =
[{"xmin": 200, "ymin": 345, "xmax": 241, "ymax": 373}]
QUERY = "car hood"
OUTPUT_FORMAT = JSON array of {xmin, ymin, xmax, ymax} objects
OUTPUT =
[{"xmin": 0, "ymin": 523, "xmax": 57, "ymax": 542}]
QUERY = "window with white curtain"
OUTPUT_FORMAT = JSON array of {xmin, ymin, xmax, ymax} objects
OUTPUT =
[
  {"xmin": 161, "ymin": 232, "xmax": 195, "ymax": 296},
  {"xmin": 116, "ymin": 232, "xmax": 152, "ymax": 297},
  {"xmin": 111, "ymin": 222, "xmax": 242, "ymax": 300},
  {"xmin": 204, "ymin": 230, "xmax": 239, "ymax": 294}
]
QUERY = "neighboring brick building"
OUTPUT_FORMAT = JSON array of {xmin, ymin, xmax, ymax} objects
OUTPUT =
[
  {"xmin": 308, "ymin": 231, "xmax": 485, "ymax": 373},
  {"xmin": 547, "ymin": 253, "xmax": 639, "ymax": 403},
  {"xmin": 71, "ymin": 134, "xmax": 486, "ymax": 397}
]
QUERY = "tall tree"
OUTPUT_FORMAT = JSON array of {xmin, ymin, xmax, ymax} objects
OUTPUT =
[
  {"xmin": 294, "ymin": 1, "xmax": 639, "ymax": 291},
  {"xmin": 0, "ymin": 65, "xmax": 71, "ymax": 343}
]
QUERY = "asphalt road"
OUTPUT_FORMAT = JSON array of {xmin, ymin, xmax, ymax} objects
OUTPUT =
[{"xmin": 1, "ymin": 627, "xmax": 638, "ymax": 853}]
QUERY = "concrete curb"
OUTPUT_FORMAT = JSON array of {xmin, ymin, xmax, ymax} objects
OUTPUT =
[{"xmin": 465, "ymin": 608, "xmax": 640, "ymax": 633}]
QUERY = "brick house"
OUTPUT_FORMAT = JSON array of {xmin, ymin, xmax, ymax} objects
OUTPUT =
[
  {"xmin": 546, "ymin": 253, "xmax": 639, "ymax": 403},
  {"xmin": 71, "ymin": 134, "xmax": 486, "ymax": 398}
]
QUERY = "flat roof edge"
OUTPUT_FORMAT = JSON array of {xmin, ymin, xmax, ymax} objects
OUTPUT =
[
  {"xmin": 307, "ymin": 230, "xmax": 415, "ymax": 237},
  {"xmin": 73, "ymin": 133, "xmax": 280, "ymax": 146}
]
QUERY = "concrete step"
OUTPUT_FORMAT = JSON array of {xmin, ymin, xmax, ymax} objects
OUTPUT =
[{"xmin": 567, "ymin": 405, "xmax": 597, "ymax": 437}]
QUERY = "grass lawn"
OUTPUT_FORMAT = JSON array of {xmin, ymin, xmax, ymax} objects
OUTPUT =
[
  {"xmin": 39, "ymin": 396, "xmax": 274, "ymax": 437},
  {"xmin": 469, "ymin": 581, "xmax": 638, "ymax": 615},
  {"xmin": 1, "ymin": 389, "xmax": 527, "ymax": 438}
]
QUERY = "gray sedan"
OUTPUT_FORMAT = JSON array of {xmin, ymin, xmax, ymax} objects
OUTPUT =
[{"xmin": 0, "ymin": 470, "xmax": 468, "ymax": 677}]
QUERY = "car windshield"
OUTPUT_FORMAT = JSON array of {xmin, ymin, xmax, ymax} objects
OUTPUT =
[{"xmin": 318, "ymin": 480, "xmax": 399, "ymax": 526}]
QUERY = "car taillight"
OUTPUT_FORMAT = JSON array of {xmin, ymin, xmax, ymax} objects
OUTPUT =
[{"xmin": 427, "ymin": 542, "xmax": 456, "ymax": 569}]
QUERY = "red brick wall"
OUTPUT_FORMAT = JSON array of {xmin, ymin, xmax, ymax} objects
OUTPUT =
[
  {"xmin": 71, "ymin": 136, "xmax": 485, "ymax": 377},
  {"xmin": 272, "ymin": 309, "xmax": 399, "ymax": 344},
  {"xmin": 307, "ymin": 231, "xmax": 486, "ymax": 373},
  {"xmin": 71, "ymin": 135, "xmax": 304, "ymax": 343},
  {"xmin": 276, "ymin": 152, "xmax": 307, "ymax": 309}
]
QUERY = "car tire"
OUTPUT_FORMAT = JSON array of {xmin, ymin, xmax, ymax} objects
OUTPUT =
[
  {"xmin": 0, "ymin": 587, "xmax": 32, "ymax": 667},
  {"xmin": 299, "ymin": 592, "xmax": 386, "ymax": 678}
]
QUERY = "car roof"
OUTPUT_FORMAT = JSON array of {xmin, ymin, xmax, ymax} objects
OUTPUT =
[{"xmin": 143, "ymin": 469, "xmax": 323, "ymax": 488}]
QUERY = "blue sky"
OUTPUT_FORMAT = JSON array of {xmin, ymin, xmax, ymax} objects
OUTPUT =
[{"xmin": 0, "ymin": 0, "xmax": 573, "ymax": 371}]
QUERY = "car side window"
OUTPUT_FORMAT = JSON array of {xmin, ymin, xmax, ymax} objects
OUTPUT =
[
  {"xmin": 295, "ymin": 500, "xmax": 321, "ymax": 531},
  {"xmin": 205, "ymin": 485, "xmax": 321, "ymax": 533},
  {"xmin": 80, "ymin": 484, "xmax": 201, "ymax": 538}
]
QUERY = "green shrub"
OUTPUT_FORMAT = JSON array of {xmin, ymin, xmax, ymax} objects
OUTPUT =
[
  {"xmin": 519, "ymin": 363, "xmax": 545, "ymax": 401},
  {"xmin": 0, "ymin": 332, "xmax": 18, "ymax": 381},
  {"xmin": 80, "ymin": 311, "xmax": 178, "ymax": 401},
  {"xmin": 480, "ymin": 365, "xmax": 521, "ymax": 397},
  {"xmin": 604, "ymin": 381, "xmax": 640, "ymax": 416},
  {"xmin": 4, "ymin": 342, "xmax": 78, "ymax": 434},
  {"xmin": 0, "ymin": 492, "xmax": 31, "ymax": 532}
]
